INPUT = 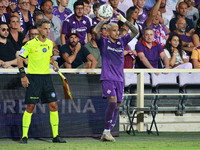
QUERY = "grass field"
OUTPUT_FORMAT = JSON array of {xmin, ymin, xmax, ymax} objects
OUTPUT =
[{"xmin": 1, "ymin": 132, "xmax": 200, "ymax": 150}]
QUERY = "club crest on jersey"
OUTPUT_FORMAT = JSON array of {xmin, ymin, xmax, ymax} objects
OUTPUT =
[
  {"xmin": 19, "ymin": 48, "xmax": 25, "ymax": 55},
  {"xmin": 107, "ymin": 89, "xmax": 111, "ymax": 94},
  {"xmin": 51, "ymin": 92, "xmax": 56, "ymax": 98},
  {"xmin": 43, "ymin": 48, "xmax": 47, "ymax": 53}
]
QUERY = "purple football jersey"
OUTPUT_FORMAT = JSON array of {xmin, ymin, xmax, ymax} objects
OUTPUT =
[
  {"xmin": 52, "ymin": 6, "xmax": 72, "ymax": 23},
  {"xmin": 136, "ymin": 8, "xmax": 148, "ymax": 26},
  {"xmin": 62, "ymin": 14, "xmax": 91, "ymax": 45},
  {"xmin": 96, "ymin": 34, "xmax": 131, "ymax": 82}
]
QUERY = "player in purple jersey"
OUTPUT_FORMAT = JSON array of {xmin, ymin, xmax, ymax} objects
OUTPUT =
[
  {"xmin": 61, "ymin": 1, "xmax": 91, "ymax": 45},
  {"xmin": 94, "ymin": 12, "xmax": 138, "ymax": 142}
]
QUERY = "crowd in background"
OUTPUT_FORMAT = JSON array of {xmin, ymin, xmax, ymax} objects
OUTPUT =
[{"xmin": 0, "ymin": 0, "xmax": 199, "ymax": 70}]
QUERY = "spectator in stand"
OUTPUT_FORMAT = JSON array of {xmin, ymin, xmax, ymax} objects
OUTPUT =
[
  {"xmin": 126, "ymin": 6, "xmax": 142, "ymax": 50},
  {"xmin": 135, "ymin": 0, "xmax": 148, "ymax": 26},
  {"xmin": 164, "ymin": 33, "xmax": 192, "ymax": 69},
  {"xmin": 135, "ymin": 27, "xmax": 169, "ymax": 71},
  {"xmin": 61, "ymin": 1, "xmax": 91, "ymax": 45},
  {"xmin": 169, "ymin": 2, "xmax": 194, "ymax": 35},
  {"xmin": 84, "ymin": 26, "xmax": 102, "ymax": 68},
  {"xmin": 2, "ymin": 0, "xmax": 13, "ymax": 14},
  {"xmin": 91, "ymin": 2, "xmax": 101, "ymax": 26},
  {"xmin": 143, "ymin": 0, "xmax": 169, "ymax": 48},
  {"xmin": 13, "ymin": 0, "xmax": 34, "ymax": 35},
  {"xmin": 0, "ymin": 22, "xmax": 17, "ymax": 68},
  {"xmin": 28, "ymin": 25, "xmax": 38, "ymax": 40},
  {"xmin": 119, "ymin": 27, "xmax": 136, "ymax": 68},
  {"xmin": 171, "ymin": 17, "xmax": 194, "ymax": 54},
  {"xmin": 60, "ymin": 31, "xmax": 97, "ymax": 68},
  {"xmin": 52, "ymin": 0, "xmax": 72, "ymax": 23},
  {"xmin": 41, "ymin": 0, "xmax": 62, "ymax": 47},
  {"xmin": 8, "ymin": 15, "xmax": 27, "ymax": 52},
  {"xmin": 82, "ymin": 0, "xmax": 90, "ymax": 16},
  {"xmin": 191, "ymin": 46, "xmax": 200, "ymax": 68},
  {"xmin": 29, "ymin": 0, "xmax": 40, "ymax": 15},
  {"xmin": 0, "ymin": 0, "xmax": 10, "ymax": 22},
  {"xmin": 192, "ymin": 18, "xmax": 200, "ymax": 46},
  {"xmin": 184, "ymin": 0, "xmax": 199, "ymax": 24},
  {"xmin": 100, "ymin": 23, "xmax": 108, "ymax": 38},
  {"xmin": 109, "ymin": 0, "xmax": 125, "ymax": 23},
  {"xmin": 159, "ymin": 0, "xmax": 174, "ymax": 29}
]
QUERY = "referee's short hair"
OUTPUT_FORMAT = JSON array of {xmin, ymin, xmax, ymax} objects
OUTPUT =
[{"xmin": 36, "ymin": 19, "xmax": 50, "ymax": 28}]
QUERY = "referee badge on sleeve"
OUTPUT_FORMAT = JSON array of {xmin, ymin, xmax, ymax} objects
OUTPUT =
[{"xmin": 19, "ymin": 48, "xmax": 25, "ymax": 55}]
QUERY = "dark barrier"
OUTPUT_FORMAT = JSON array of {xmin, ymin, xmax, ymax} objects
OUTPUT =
[{"xmin": 0, "ymin": 74, "xmax": 119, "ymax": 138}]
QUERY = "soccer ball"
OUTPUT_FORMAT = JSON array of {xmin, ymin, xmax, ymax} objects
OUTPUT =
[{"xmin": 98, "ymin": 4, "xmax": 113, "ymax": 20}]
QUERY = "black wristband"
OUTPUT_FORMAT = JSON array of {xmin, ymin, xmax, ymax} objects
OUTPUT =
[{"xmin": 19, "ymin": 67, "xmax": 26, "ymax": 78}]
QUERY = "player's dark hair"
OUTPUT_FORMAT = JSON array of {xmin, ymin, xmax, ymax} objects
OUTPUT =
[{"xmin": 81, "ymin": 0, "xmax": 89, "ymax": 5}]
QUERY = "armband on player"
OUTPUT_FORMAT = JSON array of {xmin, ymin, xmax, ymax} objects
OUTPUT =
[{"xmin": 19, "ymin": 67, "xmax": 26, "ymax": 78}]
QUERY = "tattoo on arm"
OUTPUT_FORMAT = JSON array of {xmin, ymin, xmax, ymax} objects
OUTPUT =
[
  {"xmin": 125, "ymin": 20, "xmax": 139, "ymax": 39},
  {"xmin": 94, "ymin": 20, "xmax": 105, "ymax": 40}
]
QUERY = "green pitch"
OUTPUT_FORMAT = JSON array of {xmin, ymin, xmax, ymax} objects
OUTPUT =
[{"xmin": 1, "ymin": 132, "xmax": 200, "ymax": 150}]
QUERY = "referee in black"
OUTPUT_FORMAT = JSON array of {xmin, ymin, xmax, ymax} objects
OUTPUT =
[{"xmin": 18, "ymin": 19, "xmax": 66, "ymax": 144}]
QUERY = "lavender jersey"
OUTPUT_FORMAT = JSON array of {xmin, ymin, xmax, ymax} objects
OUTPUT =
[
  {"xmin": 62, "ymin": 14, "xmax": 91, "ymax": 45},
  {"xmin": 96, "ymin": 34, "xmax": 132, "ymax": 82},
  {"xmin": 110, "ymin": 9, "xmax": 125, "ymax": 24},
  {"xmin": 136, "ymin": 8, "xmax": 148, "ymax": 26},
  {"xmin": 52, "ymin": 6, "xmax": 72, "ymax": 23}
]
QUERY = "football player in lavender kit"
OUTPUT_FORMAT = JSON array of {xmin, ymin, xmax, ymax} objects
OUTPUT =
[{"xmin": 94, "ymin": 12, "xmax": 138, "ymax": 142}]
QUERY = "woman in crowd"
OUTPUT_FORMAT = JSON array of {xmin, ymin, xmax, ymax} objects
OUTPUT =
[
  {"xmin": 164, "ymin": 33, "xmax": 192, "ymax": 69},
  {"xmin": 126, "ymin": 6, "xmax": 142, "ymax": 51}
]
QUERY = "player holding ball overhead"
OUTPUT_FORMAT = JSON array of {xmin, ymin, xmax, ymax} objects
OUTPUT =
[
  {"xmin": 17, "ymin": 19, "xmax": 66, "ymax": 144},
  {"xmin": 94, "ymin": 10, "xmax": 138, "ymax": 142}
]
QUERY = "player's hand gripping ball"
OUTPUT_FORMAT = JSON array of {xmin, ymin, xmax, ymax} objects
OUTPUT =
[{"xmin": 98, "ymin": 4, "xmax": 113, "ymax": 20}]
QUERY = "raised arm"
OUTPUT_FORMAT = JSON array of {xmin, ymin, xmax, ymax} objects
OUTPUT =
[
  {"xmin": 145, "ymin": 0, "xmax": 161, "ymax": 27},
  {"xmin": 94, "ymin": 20, "xmax": 105, "ymax": 40},
  {"xmin": 117, "ymin": 13, "xmax": 138, "ymax": 39}
]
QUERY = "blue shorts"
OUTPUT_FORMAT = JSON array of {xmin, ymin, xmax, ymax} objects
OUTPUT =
[{"xmin": 101, "ymin": 80, "xmax": 124, "ymax": 102}]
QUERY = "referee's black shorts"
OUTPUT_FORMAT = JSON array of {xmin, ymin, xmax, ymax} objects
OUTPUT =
[{"xmin": 25, "ymin": 74, "xmax": 57, "ymax": 104}]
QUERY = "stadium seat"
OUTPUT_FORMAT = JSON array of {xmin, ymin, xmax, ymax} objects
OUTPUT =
[{"xmin": 179, "ymin": 73, "xmax": 200, "ymax": 114}]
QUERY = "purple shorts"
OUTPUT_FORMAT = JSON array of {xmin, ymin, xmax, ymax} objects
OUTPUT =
[{"xmin": 101, "ymin": 80, "xmax": 124, "ymax": 102}]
